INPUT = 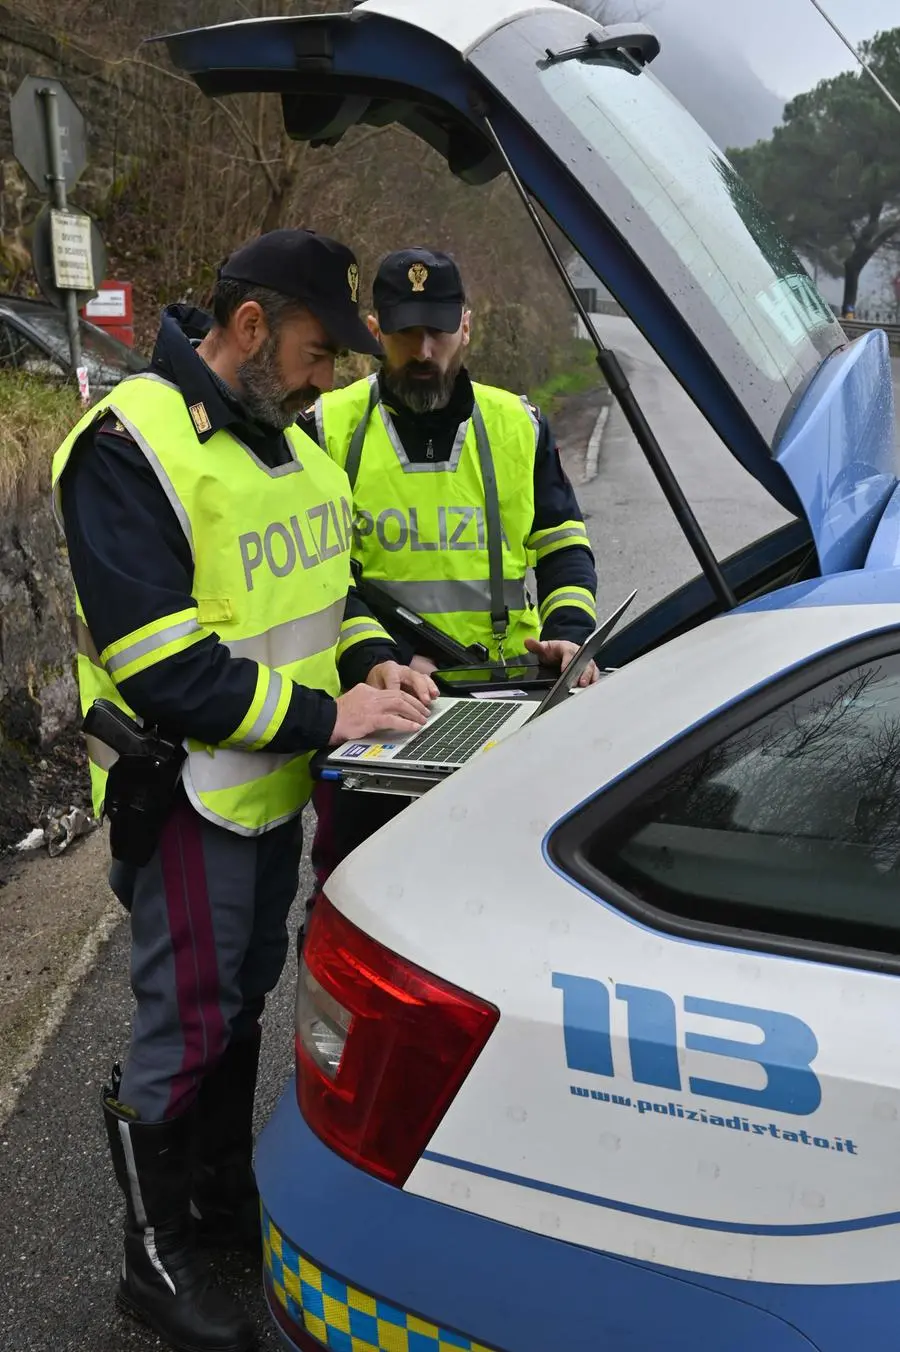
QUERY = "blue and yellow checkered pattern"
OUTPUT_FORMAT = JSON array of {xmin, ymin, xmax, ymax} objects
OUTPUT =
[{"xmin": 262, "ymin": 1208, "xmax": 495, "ymax": 1352}]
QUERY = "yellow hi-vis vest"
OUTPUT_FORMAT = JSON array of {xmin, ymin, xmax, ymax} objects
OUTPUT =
[
  {"xmin": 52, "ymin": 373, "xmax": 358, "ymax": 837},
  {"xmin": 316, "ymin": 376, "xmax": 542, "ymax": 660}
]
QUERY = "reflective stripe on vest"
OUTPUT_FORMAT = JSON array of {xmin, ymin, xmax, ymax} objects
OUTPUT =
[
  {"xmin": 52, "ymin": 374, "xmax": 352, "ymax": 836},
  {"xmin": 317, "ymin": 376, "xmax": 540, "ymax": 659},
  {"xmin": 375, "ymin": 577, "xmax": 527, "ymax": 616}
]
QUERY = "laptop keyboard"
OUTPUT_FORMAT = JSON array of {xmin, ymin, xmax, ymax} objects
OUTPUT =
[{"xmin": 399, "ymin": 700, "xmax": 523, "ymax": 765}]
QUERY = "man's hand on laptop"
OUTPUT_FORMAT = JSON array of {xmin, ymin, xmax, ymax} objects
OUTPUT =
[
  {"xmin": 366, "ymin": 660, "xmax": 439, "ymax": 704},
  {"xmin": 524, "ymin": 638, "xmax": 600, "ymax": 687},
  {"xmin": 329, "ymin": 662, "xmax": 437, "ymax": 746},
  {"xmin": 330, "ymin": 683, "xmax": 432, "ymax": 746}
]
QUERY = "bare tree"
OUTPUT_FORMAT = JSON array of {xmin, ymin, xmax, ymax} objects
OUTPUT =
[{"xmin": 3, "ymin": 0, "xmax": 581, "ymax": 388}]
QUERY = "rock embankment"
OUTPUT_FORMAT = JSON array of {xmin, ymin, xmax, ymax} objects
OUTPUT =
[{"xmin": 0, "ymin": 500, "xmax": 88, "ymax": 852}]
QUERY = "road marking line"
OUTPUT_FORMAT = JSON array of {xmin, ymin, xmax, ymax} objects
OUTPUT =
[
  {"xmin": 584, "ymin": 402, "xmax": 611, "ymax": 483},
  {"xmin": 0, "ymin": 894, "xmax": 124, "ymax": 1128}
]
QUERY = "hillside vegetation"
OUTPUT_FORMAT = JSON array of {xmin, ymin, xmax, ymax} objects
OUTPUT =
[
  {"xmin": 0, "ymin": 373, "xmax": 80, "ymax": 510},
  {"xmin": 1, "ymin": 0, "xmax": 577, "ymax": 393}
]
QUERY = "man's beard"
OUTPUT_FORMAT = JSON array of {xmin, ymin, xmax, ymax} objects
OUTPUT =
[
  {"xmin": 383, "ymin": 348, "xmax": 464, "ymax": 414},
  {"xmin": 237, "ymin": 334, "xmax": 318, "ymax": 430}
]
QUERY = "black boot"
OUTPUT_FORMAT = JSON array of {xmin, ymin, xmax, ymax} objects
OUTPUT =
[
  {"xmin": 103, "ymin": 1076, "xmax": 257, "ymax": 1352},
  {"xmin": 192, "ymin": 1032, "xmax": 262, "ymax": 1258}
]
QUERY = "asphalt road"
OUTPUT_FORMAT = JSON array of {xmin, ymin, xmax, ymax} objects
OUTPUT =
[
  {"xmin": 1, "ymin": 320, "xmax": 898, "ymax": 1351},
  {"xmin": 0, "ymin": 826, "xmax": 311, "ymax": 1352},
  {"xmin": 573, "ymin": 314, "xmax": 789, "ymax": 616}
]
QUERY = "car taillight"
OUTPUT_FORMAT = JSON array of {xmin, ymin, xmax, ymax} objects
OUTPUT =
[{"xmin": 295, "ymin": 895, "xmax": 499, "ymax": 1186}]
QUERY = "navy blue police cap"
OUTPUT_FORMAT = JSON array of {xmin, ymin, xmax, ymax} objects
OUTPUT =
[
  {"xmin": 219, "ymin": 228, "xmax": 381, "ymax": 357},
  {"xmin": 373, "ymin": 248, "xmax": 466, "ymax": 334}
]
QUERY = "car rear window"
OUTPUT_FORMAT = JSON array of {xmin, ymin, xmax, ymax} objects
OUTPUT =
[
  {"xmin": 571, "ymin": 652, "xmax": 900, "ymax": 956},
  {"xmin": 473, "ymin": 11, "xmax": 845, "ymax": 448}
]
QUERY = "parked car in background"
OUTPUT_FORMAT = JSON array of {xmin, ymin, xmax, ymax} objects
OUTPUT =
[{"xmin": 0, "ymin": 293, "xmax": 147, "ymax": 394}]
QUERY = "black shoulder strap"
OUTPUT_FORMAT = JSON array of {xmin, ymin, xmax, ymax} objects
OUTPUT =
[
  {"xmin": 471, "ymin": 400, "xmax": 509, "ymax": 648},
  {"xmin": 344, "ymin": 378, "xmax": 381, "ymax": 490}
]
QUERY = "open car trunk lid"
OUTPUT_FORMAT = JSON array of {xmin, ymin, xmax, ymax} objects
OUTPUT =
[{"xmin": 156, "ymin": 0, "xmax": 897, "ymax": 581}]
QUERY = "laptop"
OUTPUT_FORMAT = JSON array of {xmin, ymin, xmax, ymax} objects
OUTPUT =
[{"xmin": 322, "ymin": 591, "xmax": 636, "ymax": 792}]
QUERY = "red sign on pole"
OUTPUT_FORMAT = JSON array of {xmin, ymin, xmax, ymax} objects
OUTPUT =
[{"xmin": 81, "ymin": 280, "xmax": 134, "ymax": 346}]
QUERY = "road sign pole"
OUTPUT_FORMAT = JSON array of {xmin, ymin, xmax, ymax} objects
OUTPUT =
[
  {"xmin": 38, "ymin": 85, "xmax": 84, "ymax": 388},
  {"xmin": 13, "ymin": 76, "xmax": 101, "ymax": 362}
]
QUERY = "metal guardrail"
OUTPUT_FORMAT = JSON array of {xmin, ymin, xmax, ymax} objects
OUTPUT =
[
  {"xmin": 592, "ymin": 299, "xmax": 627, "ymax": 317},
  {"xmin": 841, "ymin": 319, "xmax": 900, "ymax": 355}
]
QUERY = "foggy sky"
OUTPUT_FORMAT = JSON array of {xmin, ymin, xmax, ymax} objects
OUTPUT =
[{"xmin": 653, "ymin": 0, "xmax": 900, "ymax": 97}]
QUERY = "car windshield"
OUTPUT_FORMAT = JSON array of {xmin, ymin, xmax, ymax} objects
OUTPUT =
[{"xmin": 473, "ymin": 15, "xmax": 846, "ymax": 447}]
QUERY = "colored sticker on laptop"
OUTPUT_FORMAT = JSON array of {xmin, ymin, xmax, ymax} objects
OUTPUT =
[{"xmin": 342, "ymin": 744, "xmax": 370, "ymax": 758}]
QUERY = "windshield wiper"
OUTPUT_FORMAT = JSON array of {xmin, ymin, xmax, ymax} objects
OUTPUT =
[
  {"xmin": 541, "ymin": 26, "xmax": 661, "ymax": 71},
  {"xmin": 476, "ymin": 108, "xmax": 737, "ymax": 613}
]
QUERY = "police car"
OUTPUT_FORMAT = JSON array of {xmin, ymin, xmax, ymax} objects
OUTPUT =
[{"xmin": 160, "ymin": 3, "xmax": 900, "ymax": 1348}]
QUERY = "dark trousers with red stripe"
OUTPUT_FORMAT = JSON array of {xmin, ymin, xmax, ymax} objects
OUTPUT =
[{"xmin": 110, "ymin": 790, "xmax": 303, "ymax": 1123}]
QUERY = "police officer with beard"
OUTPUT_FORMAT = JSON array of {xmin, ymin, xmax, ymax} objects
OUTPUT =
[
  {"xmin": 307, "ymin": 247, "xmax": 598, "ymax": 895},
  {"xmin": 52, "ymin": 230, "xmax": 436, "ymax": 1352}
]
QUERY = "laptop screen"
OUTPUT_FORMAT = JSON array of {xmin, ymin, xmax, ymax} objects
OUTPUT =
[{"xmin": 534, "ymin": 590, "xmax": 637, "ymax": 717}]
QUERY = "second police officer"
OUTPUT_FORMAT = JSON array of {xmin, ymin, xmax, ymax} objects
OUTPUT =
[{"xmin": 307, "ymin": 247, "xmax": 599, "ymax": 892}]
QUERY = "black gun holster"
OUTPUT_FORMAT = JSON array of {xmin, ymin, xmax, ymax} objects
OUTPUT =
[{"xmin": 83, "ymin": 700, "xmax": 186, "ymax": 867}]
